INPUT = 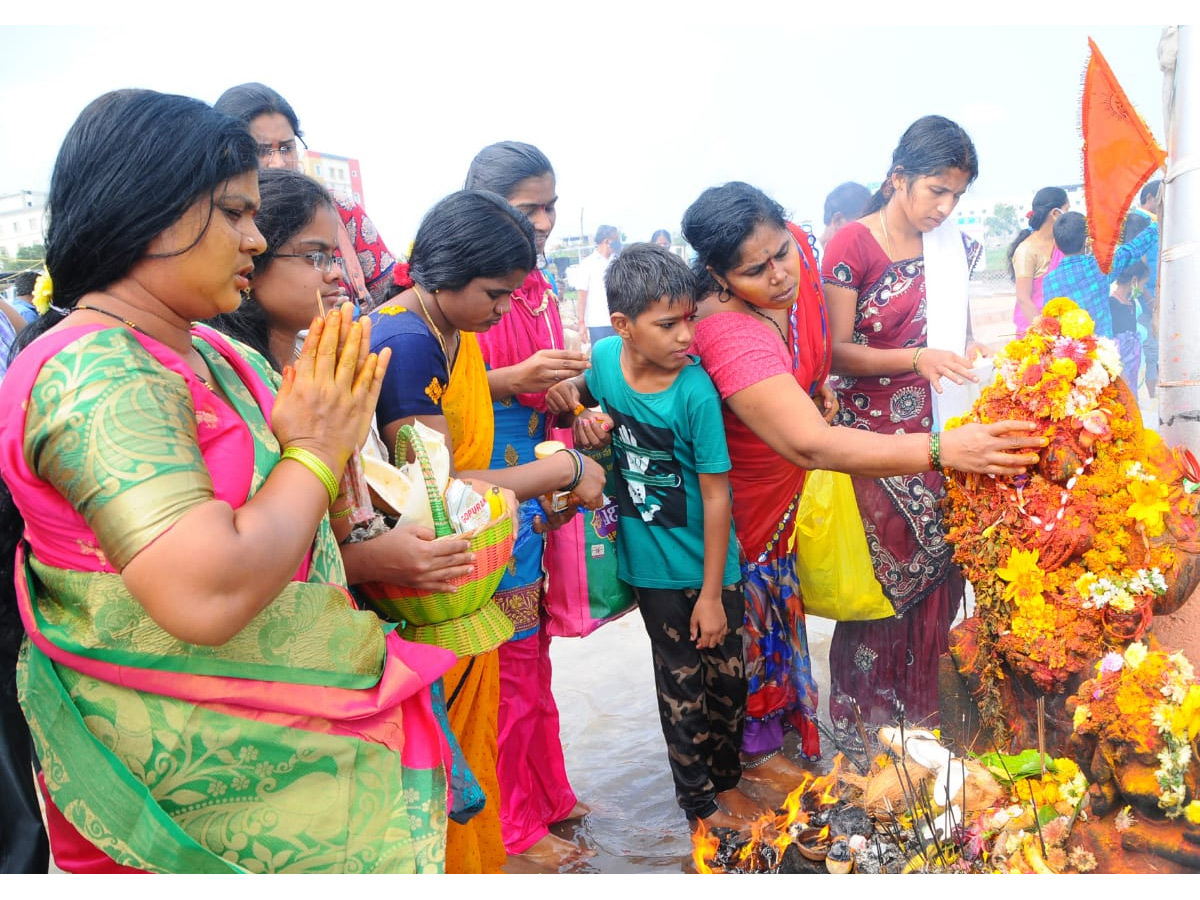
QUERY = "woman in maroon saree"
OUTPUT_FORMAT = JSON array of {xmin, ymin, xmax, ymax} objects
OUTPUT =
[{"xmin": 821, "ymin": 115, "xmax": 986, "ymax": 745}]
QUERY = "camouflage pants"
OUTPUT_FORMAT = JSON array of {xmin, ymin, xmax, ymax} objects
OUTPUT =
[{"xmin": 633, "ymin": 584, "xmax": 747, "ymax": 820}]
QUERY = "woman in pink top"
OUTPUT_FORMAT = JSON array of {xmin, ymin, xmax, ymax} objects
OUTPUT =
[
  {"xmin": 1008, "ymin": 186, "xmax": 1069, "ymax": 336},
  {"xmin": 683, "ymin": 181, "xmax": 1043, "ymax": 788}
]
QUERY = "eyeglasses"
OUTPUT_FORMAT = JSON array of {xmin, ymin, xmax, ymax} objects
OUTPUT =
[
  {"xmin": 274, "ymin": 250, "xmax": 345, "ymax": 274},
  {"xmin": 256, "ymin": 136, "xmax": 307, "ymax": 162}
]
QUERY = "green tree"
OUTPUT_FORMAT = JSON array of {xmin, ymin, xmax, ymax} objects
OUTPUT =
[
  {"xmin": 16, "ymin": 243, "xmax": 45, "ymax": 261},
  {"xmin": 985, "ymin": 203, "xmax": 1020, "ymax": 245}
]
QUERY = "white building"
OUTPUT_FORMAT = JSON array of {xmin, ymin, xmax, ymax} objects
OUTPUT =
[{"xmin": 1, "ymin": 190, "xmax": 48, "ymax": 260}]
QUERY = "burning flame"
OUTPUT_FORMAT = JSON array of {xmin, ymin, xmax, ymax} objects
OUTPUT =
[
  {"xmin": 690, "ymin": 764, "xmax": 844, "ymax": 873},
  {"xmin": 691, "ymin": 818, "xmax": 722, "ymax": 874}
]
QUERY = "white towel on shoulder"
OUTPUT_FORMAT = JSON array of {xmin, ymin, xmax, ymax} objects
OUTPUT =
[{"xmin": 923, "ymin": 221, "xmax": 989, "ymax": 428}]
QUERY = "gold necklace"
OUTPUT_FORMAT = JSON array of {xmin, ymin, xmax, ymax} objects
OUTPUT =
[
  {"xmin": 878, "ymin": 208, "xmax": 895, "ymax": 259},
  {"xmin": 412, "ymin": 285, "xmax": 457, "ymax": 367}
]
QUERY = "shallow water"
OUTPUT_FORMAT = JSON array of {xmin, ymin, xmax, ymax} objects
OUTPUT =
[{"xmin": 528, "ymin": 612, "xmax": 836, "ymax": 874}]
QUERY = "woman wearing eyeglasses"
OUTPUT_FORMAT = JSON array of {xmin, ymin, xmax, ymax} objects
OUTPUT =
[
  {"xmin": 208, "ymin": 168, "xmax": 349, "ymax": 365},
  {"xmin": 215, "ymin": 83, "xmax": 397, "ymax": 310}
]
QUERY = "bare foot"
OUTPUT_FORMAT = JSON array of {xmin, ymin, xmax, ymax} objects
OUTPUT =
[
  {"xmin": 740, "ymin": 751, "xmax": 814, "ymax": 793},
  {"xmin": 690, "ymin": 808, "xmax": 748, "ymax": 835},
  {"xmin": 516, "ymin": 833, "xmax": 594, "ymax": 871},
  {"xmin": 717, "ymin": 786, "xmax": 770, "ymax": 820},
  {"xmin": 553, "ymin": 800, "xmax": 591, "ymax": 822}
]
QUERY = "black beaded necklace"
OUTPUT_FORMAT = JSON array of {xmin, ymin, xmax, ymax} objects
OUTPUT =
[{"xmin": 75, "ymin": 303, "xmax": 215, "ymax": 391}]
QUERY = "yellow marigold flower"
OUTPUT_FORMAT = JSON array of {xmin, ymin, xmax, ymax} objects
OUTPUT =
[
  {"xmin": 1049, "ymin": 358, "xmax": 1078, "ymax": 381},
  {"xmin": 1174, "ymin": 684, "xmax": 1200, "ymax": 742},
  {"xmin": 1073, "ymin": 703, "xmax": 1091, "ymax": 730},
  {"xmin": 1059, "ymin": 308, "xmax": 1095, "ymax": 339},
  {"xmin": 1124, "ymin": 641, "xmax": 1148, "ymax": 670},
  {"xmin": 1127, "ymin": 478, "xmax": 1170, "ymax": 536},
  {"xmin": 32, "ymin": 272, "xmax": 53, "ymax": 314},
  {"xmin": 1054, "ymin": 757, "xmax": 1081, "ymax": 780},
  {"xmin": 997, "ymin": 547, "xmax": 1045, "ymax": 603},
  {"xmin": 1075, "ymin": 572, "xmax": 1098, "ymax": 599},
  {"xmin": 1043, "ymin": 297, "xmax": 1078, "ymax": 318},
  {"xmin": 1186, "ymin": 801, "xmax": 1200, "ymax": 826}
]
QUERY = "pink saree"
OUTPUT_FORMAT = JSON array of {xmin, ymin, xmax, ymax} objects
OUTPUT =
[{"xmin": 0, "ymin": 323, "xmax": 455, "ymax": 873}]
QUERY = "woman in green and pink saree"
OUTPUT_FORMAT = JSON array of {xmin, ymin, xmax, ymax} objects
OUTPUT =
[{"xmin": 0, "ymin": 89, "xmax": 455, "ymax": 873}]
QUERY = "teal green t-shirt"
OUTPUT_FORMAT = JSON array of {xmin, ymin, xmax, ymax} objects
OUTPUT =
[{"xmin": 584, "ymin": 336, "xmax": 740, "ymax": 589}]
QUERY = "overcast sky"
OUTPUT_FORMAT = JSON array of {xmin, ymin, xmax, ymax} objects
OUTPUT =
[{"xmin": 0, "ymin": 8, "xmax": 1184, "ymax": 255}]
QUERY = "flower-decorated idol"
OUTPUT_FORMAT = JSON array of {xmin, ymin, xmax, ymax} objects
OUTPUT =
[{"xmin": 941, "ymin": 298, "xmax": 1200, "ymax": 752}]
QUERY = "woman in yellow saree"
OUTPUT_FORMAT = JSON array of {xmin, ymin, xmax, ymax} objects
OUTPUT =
[
  {"xmin": 0, "ymin": 89, "xmax": 454, "ymax": 873},
  {"xmin": 368, "ymin": 190, "xmax": 607, "ymax": 872}
]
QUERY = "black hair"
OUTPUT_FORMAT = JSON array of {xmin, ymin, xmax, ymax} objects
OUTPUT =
[
  {"xmin": 1006, "ymin": 186, "xmax": 1069, "ymax": 279},
  {"xmin": 1141, "ymin": 179, "xmax": 1163, "ymax": 205},
  {"xmin": 9, "ymin": 89, "xmax": 258, "ymax": 359},
  {"xmin": 605, "ymin": 243, "xmax": 697, "ymax": 321},
  {"xmin": 206, "ymin": 169, "xmax": 335, "ymax": 370},
  {"xmin": 1053, "ymin": 211, "xmax": 1089, "ymax": 256},
  {"xmin": 681, "ymin": 181, "xmax": 788, "ymax": 277},
  {"xmin": 823, "ymin": 182, "xmax": 871, "ymax": 226},
  {"xmin": 863, "ymin": 115, "xmax": 979, "ymax": 215},
  {"xmin": 213, "ymin": 82, "xmax": 303, "ymax": 139},
  {"xmin": 1122, "ymin": 209, "xmax": 1152, "ymax": 243},
  {"xmin": 409, "ymin": 190, "xmax": 537, "ymax": 292},
  {"xmin": 0, "ymin": 88, "xmax": 258, "ymax": 662},
  {"xmin": 463, "ymin": 141, "xmax": 553, "ymax": 199},
  {"xmin": 13, "ymin": 270, "xmax": 39, "ymax": 297},
  {"xmin": 650, "ymin": 228, "xmax": 672, "ymax": 245},
  {"xmin": 1115, "ymin": 260, "xmax": 1150, "ymax": 285}
]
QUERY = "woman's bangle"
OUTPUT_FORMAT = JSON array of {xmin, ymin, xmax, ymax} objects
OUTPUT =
[
  {"xmin": 912, "ymin": 347, "xmax": 926, "ymax": 374},
  {"xmin": 281, "ymin": 446, "xmax": 339, "ymax": 505},
  {"xmin": 329, "ymin": 506, "xmax": 354, "ymax": 520},
  {"xmin": 928, "ymin": 431, "xmax": 942, "ymax": 470},
  {"xmin": 558, "ymin": 448, "xmax": 584, "ymax": 492}
]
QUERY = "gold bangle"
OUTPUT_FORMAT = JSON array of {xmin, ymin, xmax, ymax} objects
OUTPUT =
[
  {"xmin": 281, "ymin": 446, "xmax": 339, "ymax": 505},
  {"xmin": 912, "ymin": 347, "xmax": 926, "ymax": 374}
]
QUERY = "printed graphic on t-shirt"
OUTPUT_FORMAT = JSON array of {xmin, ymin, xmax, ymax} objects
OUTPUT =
[{"xmin": 610, "ymin": 414, "xmax": 685, "ymax": 528}]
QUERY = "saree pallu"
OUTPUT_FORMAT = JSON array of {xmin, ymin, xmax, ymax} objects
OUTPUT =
[
  {"xmin": 437, "ymin": 333, "xmax": 507, "ymax": 872},
  {"xmin": 0, "ymin": 324, "xmax": 454, "ymax": 873}
]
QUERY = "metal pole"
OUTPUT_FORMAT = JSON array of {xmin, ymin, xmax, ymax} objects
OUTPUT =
[{"xmin": 1154, "ymin": 24, "xmax": 1200, "ymax": 659}]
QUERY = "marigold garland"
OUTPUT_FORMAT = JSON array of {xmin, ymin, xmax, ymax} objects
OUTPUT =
[{"xmin": 943, "ymin": 299, "xmax": 1197, "ymax": 708}]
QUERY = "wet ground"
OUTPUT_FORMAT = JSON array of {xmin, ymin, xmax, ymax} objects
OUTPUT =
[{"xmin": 507, "ymin": 613, "xmax": 837, "ymax": 875}]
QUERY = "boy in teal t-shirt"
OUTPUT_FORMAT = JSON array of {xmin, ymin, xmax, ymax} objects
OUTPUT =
[{"xmin": 547, "ymin": 244, "xmax": 761, "ymax": 832}]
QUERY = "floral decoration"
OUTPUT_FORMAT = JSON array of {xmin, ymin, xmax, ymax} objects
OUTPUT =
[
  {"xmin": 1072, "ymin": 642, "xmax": 1200, "ymax": 818},
  {"xmin": 942, "ymin": 299, "xmax": 1199, "ymax": 744}
]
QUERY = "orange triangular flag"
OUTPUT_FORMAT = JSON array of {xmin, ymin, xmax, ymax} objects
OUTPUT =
[{"xmin": 1082, "ymin": 37, "xmax": 1166, "ymax": 273}]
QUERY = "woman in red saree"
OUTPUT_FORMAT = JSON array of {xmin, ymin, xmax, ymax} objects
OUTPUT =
[
  {"xmin": 683, "ymin": 181, "xmax": 1042, "ymax": 787},
  {"xmin": 0, "ymin": 90, "xmax": 453, "ymax": 873},
  {"xmin": 821, "ymin": 115, "xmax": 987, "ymax": 745}
]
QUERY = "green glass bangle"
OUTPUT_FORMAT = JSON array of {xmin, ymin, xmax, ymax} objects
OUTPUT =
[
  {"xmin": 929, "ymin": 431, "xmax": 942, "ymax": 470},
  {"xmin": 281, "ymin": 446, "xmax": 339, "ymax": 505},
  {"xmin": 329, "ymin": 506, "xmax": 354, "ymax": 520}
]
